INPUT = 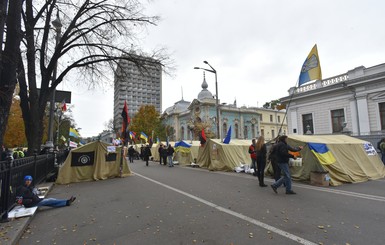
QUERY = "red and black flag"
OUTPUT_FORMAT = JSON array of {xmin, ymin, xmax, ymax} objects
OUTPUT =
[
  {"xmin": 199, "ymin": 129, "xmax": 206, "ymax": 146},
  {"xmin": 121, "ymin": 101, "xmax": 130, "ymax": 143}
]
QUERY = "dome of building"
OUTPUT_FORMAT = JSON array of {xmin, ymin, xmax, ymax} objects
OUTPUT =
[
  {"xmin": 197, "ymin": 73, "xmax": 213, "ymax": 100},
  {"xmin": 164, "ymin": 99, "xmax": 190, "ymax": 115}
]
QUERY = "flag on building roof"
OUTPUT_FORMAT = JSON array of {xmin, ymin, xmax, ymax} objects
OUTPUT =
[
  {"xmin": 308, "ymin": 143, "xmax": 336, "ymax": 165},
  {"xmin": 140, "ymin": 132, "xmax": 148, "ymax": 143},
  {"xmin": 199, "ymin": 129, "xmax": 206, "ymax": 146},
  {"xmin": 121, "ymin": 101, "xmax": 130, "ymax": 141},
  {"xmin": 60, "ymin": 100, "xmax": 67, "ymax": 112},
  {"xmin": 298, "ymin": 44, "xmax": 322, "ymax": 87},
  {"xmin": 69, "ymin": 127, "xmax": 79, "ymax": 138},
  {"xmin": 223, "ymin": 126, "xmax": 232, "ymax": 144}
]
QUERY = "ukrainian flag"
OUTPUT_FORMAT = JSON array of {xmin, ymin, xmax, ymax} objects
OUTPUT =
[
  {"xmin": 308, "ymin": 143, "xmax": 336, "ymax": 165},
  {"xmin": 298, "ymin": 44, "xmax": 322, "ymax": 86},
  {"xmin": 69, "ymin": 128, "xmax": 79, "ymax": 138},
  {"xmin": 140, "ymin": 132, "xmax": 148, "ymax": 142},
  {"xmin": 174, "ymin": 141, "xmax": 191, "ymax": 154}
]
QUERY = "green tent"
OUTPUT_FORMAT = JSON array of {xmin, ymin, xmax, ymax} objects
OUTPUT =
[{"xmin": 56, "ymin": 141, "xmax": 132, "ymax": 184}]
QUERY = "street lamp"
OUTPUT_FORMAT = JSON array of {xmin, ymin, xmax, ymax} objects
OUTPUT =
[
  {"xmin": 46, "ymin": 11, "xmax": 62, "ymax": 150},
  {"xmin": 194, "ymin": 61, "xmax": 220, "ymax": 140}
]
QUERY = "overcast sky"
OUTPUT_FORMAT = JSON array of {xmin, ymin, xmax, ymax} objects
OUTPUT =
[{"xmin": 62, "ymin": 0, "xmax": 385, "ymax": 137}]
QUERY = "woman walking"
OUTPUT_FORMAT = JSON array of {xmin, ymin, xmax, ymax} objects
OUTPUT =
[{"xmin": 255, "ymin": 136, "xmax": 268, "ymax": 187}]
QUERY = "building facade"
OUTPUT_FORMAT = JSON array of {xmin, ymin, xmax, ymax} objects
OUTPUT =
[
  {"xmin": 280, "ymin": 63, "xmax": 385, "ymax": 138},
  {"xmin": 113, "ymin": 54, "xmax": 162, "ymax": 133},
  {"xmin": 162, "ymin": 75, "xmax": 287, "ymax": 142}
]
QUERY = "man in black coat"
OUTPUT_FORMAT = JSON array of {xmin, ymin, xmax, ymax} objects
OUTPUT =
[{"xmin": 271, "ymin": 136, "xmax": 303, "ymax": 195}]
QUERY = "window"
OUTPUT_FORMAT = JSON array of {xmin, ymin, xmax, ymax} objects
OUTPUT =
[
  {"xmin": 223, "ymin": 123, "xmax": 228, "ymax": 138},
  {"xmin": 331, "ymin": 109, "xmax": 345, "ymax": 133},
  {"xmin": 251, "ymin": 124, "xmax": 256, "ymax": 138},
  {"xmin": 181, "ymin": 126, "xmax": 185, "ymax": 140},
  {"xmin": 302, "ymin": 114, "xmax": 314, "ymax": 134},
  {"xmin": 260, "ymin": 115, "xmax": 263, "ymax": 121},
  {"xmin": 271, "ymin": 130, "xmax": 275, "ymax": 139},
  {"xmin": 261, "ymin": 129, "xmax": 265, "ymax": 137},
  {"xmin": 235, "ymin": 124, "xmax": 239, "ymax": 138},
  {"xmin": 278, "ymin": 116, "xmax": 281, "ymax": 123},
  {"xmin": 380, "ymin": 102, "xmax": 385, "ymax": 130},
  {"xmin": 244, "ymin": 126, "xmax": 248, "ymax": 139},
  {"xmin": 270, "ymin": 115, "xmax": 273, "ymax": 122}
]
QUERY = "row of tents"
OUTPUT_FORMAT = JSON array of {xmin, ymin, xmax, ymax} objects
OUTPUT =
[{"xmin": 55, "ymin": 135, "xmax": 385, "ymax": 186}]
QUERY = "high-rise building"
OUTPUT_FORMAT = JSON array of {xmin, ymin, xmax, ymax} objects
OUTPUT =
[{"xmin": 113, "ymin": 54, "xmax": 162, "ymax": 134}]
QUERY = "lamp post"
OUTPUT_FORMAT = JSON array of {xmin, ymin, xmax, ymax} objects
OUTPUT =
[
  {"xmin": 46, "ymin": 11, "xmax": 62, "ymax": 150},
  {"xmin": 194, "ymin": 61, "xmax": 220, "ymax": 140}
]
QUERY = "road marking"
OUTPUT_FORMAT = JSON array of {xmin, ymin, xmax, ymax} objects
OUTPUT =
[
  {"xmin": 134, "ymin": 172, "xmax": 317, "ymax": 245},
  {"xmin": 185, "ymin": 167, "xmax": 385, "ymax": 202}
]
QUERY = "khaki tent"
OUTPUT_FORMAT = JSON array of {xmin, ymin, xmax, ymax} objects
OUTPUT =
[
  {"xmin": 173, "ymin": 141, "xmax": 201, "ymax": 165},
  {"xmin": 56, "ymin": 141, "xmax": 132, "ymax": 184},
  {"xmin": 197, "ymin": 139, "xmax": 252, "ymax": 171},
  {"xmin": 276, "ymin": 135, "xmax": 385, "ymax": 186}
]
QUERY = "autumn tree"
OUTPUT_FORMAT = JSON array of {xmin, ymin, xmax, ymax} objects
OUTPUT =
[
  {"xmin": 129, "ymin": 105, "xmax": 166, "ymax": 141},
  {"xmin": 0, "ymin": 0, "xmax": 169, "ymax": 154}
]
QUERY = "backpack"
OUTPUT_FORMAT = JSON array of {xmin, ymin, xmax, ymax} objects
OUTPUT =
[{"xmin": 377, "ymin": 140, "xmax": 383, "ymax": 151}]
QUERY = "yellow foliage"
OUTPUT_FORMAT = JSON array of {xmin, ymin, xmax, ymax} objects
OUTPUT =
[{"xmin": 4, "ymin": 99, "xmax": 27, "ymax": 148}]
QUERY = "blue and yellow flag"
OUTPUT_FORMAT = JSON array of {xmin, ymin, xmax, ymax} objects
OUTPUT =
[
  {"xmin": 69, "ymin": 127, "xmax": 79, "ymax": 138},
  {"xmin": 308, "ymin": 143, "xmax": 336, "ymax": 165},
  {"xmin": 140, "ymin": 132, "xmax": 148, "ymax": 142},
  {"xmin": 174, "ymin": 141, "xmax": 191, "ymax": 153},
  {"xmin": 298, "ymin": 44, "xmax": 322, "ymax": 86}
]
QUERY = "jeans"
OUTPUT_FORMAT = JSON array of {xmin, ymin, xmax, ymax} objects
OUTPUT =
[
  {"xmin": 37, "ymin": 198, "xmax": 67, "ymax": 207},
  {"xmin": 168, "ymin": 155, "xmax": 173, "ymax": 166},
  {"xmin": 272, "ymin": 163, "xmax": 292, "ymax": 192}
]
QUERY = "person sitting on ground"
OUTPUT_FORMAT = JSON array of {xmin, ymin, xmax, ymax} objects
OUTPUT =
[{"xmin": 16, "ymin": 175, "xmax": 76, "ymax": 208}]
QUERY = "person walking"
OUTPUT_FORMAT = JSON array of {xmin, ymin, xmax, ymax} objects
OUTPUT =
[
  {"xmin": 268, "ymin": 139, "xmax": 281, "ymax": 182},
  {"xmin": 128, "ymin": 146, "xmax": 135, "ymax": 163},
  {"xmin": 143, "ymin": 144, "xmax": 152, "ymax": 166},
  {"xmin": 271, "ymin": 135, "xmax": 303, "ymax": 195},
  {"xmin": 16, "ymin": 175, "xmax": 76, "ymax": 208},
  {"xmin": 255, "ymin": 136, "xmax": 267, "ymax": 187},
  {"xmin": 158, "ymin": 144, "xmax": 163, "ymax": 164},
  {"xmin": 167, "ymin": 144, "xmax": 175, "ymax": 167},
  {"xmin": 248, "ymin": 139, "xmax": 258, "ymax": 176},
  {"xmin": 161, "ymin": 145, "xmax": 168, "ymax": 165}
]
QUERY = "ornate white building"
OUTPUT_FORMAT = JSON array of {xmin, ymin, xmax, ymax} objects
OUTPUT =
[{"xmin": 281, "ymin": 63, "xmax": 385, "ymax": 139}]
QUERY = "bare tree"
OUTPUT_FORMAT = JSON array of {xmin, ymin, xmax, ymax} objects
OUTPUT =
[{"xmin": 1, "ymin": 0, "xmax": 169, "ymax": 153}]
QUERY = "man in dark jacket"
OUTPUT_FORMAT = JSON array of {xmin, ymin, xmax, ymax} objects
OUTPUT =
[
  {"xmin": 143, "ymin": 144, "xmax": 152, "ymax": 166},
  {"xmin": 271, "ymin": 136, "xmax": 303, "ymax": 195},
  {"xmin": 16, "ymin": 175, "xmax": 76, "ymax": 208}
]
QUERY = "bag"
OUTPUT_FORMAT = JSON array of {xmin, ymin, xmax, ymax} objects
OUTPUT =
[{"xmin": 377, "ymin": 140, "xmax": 382, "ymax": 151}]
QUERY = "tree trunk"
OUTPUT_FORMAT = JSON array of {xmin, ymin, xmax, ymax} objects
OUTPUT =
[{"xmin": 0, "ymin": 0, "xmax": 22, "ymax": 147}]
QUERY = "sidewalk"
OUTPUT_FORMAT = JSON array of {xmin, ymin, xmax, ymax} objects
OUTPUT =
[{"xmin": 0, "ymin": 182, "xmax": 54, "ymax": 245}]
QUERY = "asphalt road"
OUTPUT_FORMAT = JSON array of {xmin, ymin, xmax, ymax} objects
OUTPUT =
[{"xmin": 18, "ymin": 160, "xmax": 385, "ymax": 245}]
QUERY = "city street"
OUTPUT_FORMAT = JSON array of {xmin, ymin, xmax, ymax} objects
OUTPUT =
[{"xmin": 18, "ymin": 160, "xmax": 385, "ymax": 245}]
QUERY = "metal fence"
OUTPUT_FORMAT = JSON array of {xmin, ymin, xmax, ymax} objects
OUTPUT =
[{"xmin": 0, "ymin": 151, "xmax": 67, "ymax": 221}]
